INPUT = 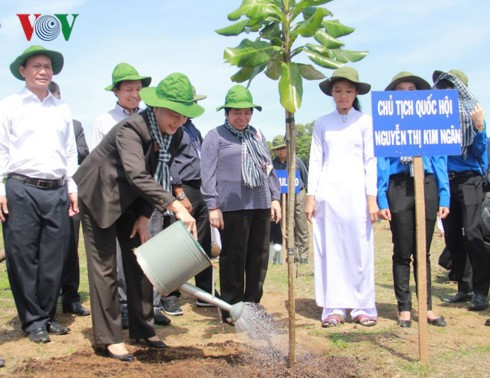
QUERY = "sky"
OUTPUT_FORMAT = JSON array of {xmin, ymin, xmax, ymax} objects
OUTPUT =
[{"xmin": 0, "ymin": 0, "xmax": 489, "ymax": 148}]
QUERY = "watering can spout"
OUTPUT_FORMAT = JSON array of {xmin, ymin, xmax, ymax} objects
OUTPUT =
[{"xmin": 179, "ymin": 282, "xmax": 245, "ymax": 322}]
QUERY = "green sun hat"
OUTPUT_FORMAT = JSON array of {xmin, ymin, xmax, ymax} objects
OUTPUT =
[
  {"xmin": 385, "ymin": 71, "xmax": 431, "ymax": 91},
  {"xmin": 10, "ymin": 45, "xmax": 64, "ymax": 81},
  {"xmin": 216, "ymin": 85, "xmax": 262, "ymax": 111},
  {"xmin": 139, "ymin": 72, "xmax": 205, "ymax": 118},
  {"xmin": 272, "ymin": 135, "xmax": 286, "ymax": 149},
  {"xmin": 432, "ymin": 69, "xmax": 468, "ymax": 87},
  {"xmin": 105, "ymin": 63, "xmax": 152, "ymax": 91},
  {"xmin": 319, "ymin": 66, "xmax": 371, "ymax": 96}
]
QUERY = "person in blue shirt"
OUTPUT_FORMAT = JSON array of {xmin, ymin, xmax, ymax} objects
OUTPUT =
[
  {"xmin": 433, "ymin": 69, "xmax": 489, "ymax": 312},
  {"xmin": 378, "ymin": 72, "xmax": 449, "ymax": 328}
]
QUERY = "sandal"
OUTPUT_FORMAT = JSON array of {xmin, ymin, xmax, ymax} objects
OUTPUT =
[
  {"xmin": 321, "ymin": 314, "xmax": 345, "ymax": 328},
  {"xmin": 353, "ymin": 314, "xmax": 377, "ymax": 327}
]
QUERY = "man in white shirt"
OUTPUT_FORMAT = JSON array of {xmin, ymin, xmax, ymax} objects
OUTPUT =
[{"xmin": 0, "ymin": 45, "xmax": 78, "ymax": 343}]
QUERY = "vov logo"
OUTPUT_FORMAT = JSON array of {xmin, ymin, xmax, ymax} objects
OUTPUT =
[{"xmin": 17, "ymin": 14, "xmax": 79, "ymax": 41}]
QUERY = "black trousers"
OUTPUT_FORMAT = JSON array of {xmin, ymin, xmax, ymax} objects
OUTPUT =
[
  {"xmin": 387, "ymin": 174, "xmax": 439, "ymax": 312},
  {"xmin": 219, "ymin": 209, "xmax": 270, "ymax": 317},
  {"xmin": 80, "ymin": 201, "xmax": 155, "ymax": 346},
  {"xmin": 3, "ymin": 179, "xmax": 70, "ymax": 333},
  {"xmin": 60, "ymin": 212, "xmax": 82, "ymax": 306},
  {"xmin": 443, "ymin": 173, "xmax": 490, "ymax": 297}
]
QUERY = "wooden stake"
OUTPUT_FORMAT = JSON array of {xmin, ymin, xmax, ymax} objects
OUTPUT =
[{"xmin": 413, "ymin": 157, "xmax": 429, "ymax": 363}]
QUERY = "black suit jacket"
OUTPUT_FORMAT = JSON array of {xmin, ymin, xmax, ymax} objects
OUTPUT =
[
  {"xmin": 74, "ymin": 109, "xmax": 182, "ymax": 228},
  {"xmin": 73, "ymin": 119, "xmax": 89, "ymax": 164}
]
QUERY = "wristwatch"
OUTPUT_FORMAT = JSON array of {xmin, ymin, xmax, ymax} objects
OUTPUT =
[{"xmin": 176, "ymin": 193, "xmax": 186, "ymax": 201}]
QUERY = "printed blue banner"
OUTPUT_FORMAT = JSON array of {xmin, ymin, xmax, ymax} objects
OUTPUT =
[
  {"xmin": 371, "ymin": 89, "xmax": 461, "ymax": 157},
  {"xmin": 275, "ymin": 169, "xmax": 300, "ymax": 194}
]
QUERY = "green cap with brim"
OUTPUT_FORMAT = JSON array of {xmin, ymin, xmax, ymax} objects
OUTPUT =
[
  {"xmin": 10, "ymin": 45, "xmax": 64, "ymax": 81},
  {"xmin": 319, "ymin": 66, "xmax": 371, "ymax": 96},
  {"xmin": 216, "ymin": 84, "xmax": 262, "ymax": 111},
  {"xmin": 385, "ymin": 71, "xmax": 431, "ymax": 91},
  {"xmin": 105, "ymin": 62, "xmax": 152, "ymax": 91},
  {"xmin": 432, "ymin": 69, "xmax": 468, "ymax": 87},
  {"xmin": 272, "ymin": 135, "xmax": 286, "ymax": 149},
  {"xmin": 139, "ymin": 72, "xmax": 205, "ymax": 118}
]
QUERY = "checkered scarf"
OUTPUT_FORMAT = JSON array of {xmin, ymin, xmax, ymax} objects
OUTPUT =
[
  {"xmin": 223, "ymin": 120, "xmax": 272, "ymax": 188},
  {"xmin": 146, "ymin": 107, "xmax": 172, "ymax": 192},
  {"xmin": 434, "ymin": 72, "xmax": 478, "ymax": 159}
]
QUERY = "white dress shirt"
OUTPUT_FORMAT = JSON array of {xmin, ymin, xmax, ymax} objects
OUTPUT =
[
  {"xmin": 91, "ymin": 103, "xmax": 140, "ymax": 150},
  {"xmin": 0, "ymin": 87, "xmax": 78, "ymax": 195}
]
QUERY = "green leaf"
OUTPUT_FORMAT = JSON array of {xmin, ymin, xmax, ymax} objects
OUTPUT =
[
  {"xmin": 314, "ymin": 30, "xmax": 344, "ymax": 48},
  {"xmin": 228, "ymin": 0, "xmax": 282, "ymax": 23},
  {"xmin": 331, "ymin": 49, "xmax": 369, "ymax": 62},
  {"xmin": 224, "ymin": 39, "xmax": 277, "ymax": 67},
  {"xmin": 215, "ymin": 19, "xmax": 249, "ymax": 36},
  {"xmin": 305, "ymin": 50, "xmax": 344, "ymax": 69},
  {"xmin": 299, "ymin": 4, "xmax": 333, "ymax": 20},
  {"xmin": 298, "ymin": 63, "xmax": 326, "ymax": 80},
  {"xmin": 265, "ymin": 59, "xmax": 282, "ymax": 80},
  {"xmin": 279, "ymin": 62, "xmax": 303, "ymax": 113},
  {"xmin": 323, "ymin": 19, "xmax": 355, "ymax": 38},
  {"xmin": 231, "ymin": 64, "xmax": 267, "ymax": 83},
  {"xmin": 293, "ymin": 8, "xmax": 324, "ymax": 38}
]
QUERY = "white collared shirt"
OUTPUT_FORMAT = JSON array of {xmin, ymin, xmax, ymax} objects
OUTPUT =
[
  {"xmin": 91, "ymin": 102, "xmax": 140, "ymax": 150},
  {"xmin": 0, "ymin": 87, "xmax": 78, "ymax": 195}
]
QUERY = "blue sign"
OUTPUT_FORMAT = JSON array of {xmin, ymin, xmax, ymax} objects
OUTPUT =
[
  {"xmin": 371, "ymin": 89, "xmax": 461, "ymax": 157},
  {"xmin": 275, "ymin": 169, "xmax": 300, "ymax": 194}
]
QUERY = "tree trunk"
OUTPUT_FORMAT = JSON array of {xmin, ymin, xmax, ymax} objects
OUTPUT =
[{"xmin": 285, "ymin": 110, "xmax": 296, "ymax": 366}]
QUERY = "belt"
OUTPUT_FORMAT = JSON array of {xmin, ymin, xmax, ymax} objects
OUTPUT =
[
  {"xmin": 182, "ymin": 179, "xmax": 201, "ymax": 189},
  {"xmin": 448, "ymin": 171, "xmax": 478, "ymax": 180},
  {"xmin": 7, "ymin": 173, "xmax": 65, "ymax": 189}
]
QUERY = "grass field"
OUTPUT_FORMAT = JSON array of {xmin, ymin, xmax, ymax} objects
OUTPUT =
[{"xmin": 0, "ymin": 221, "xmax": 489, "ymax": 377}]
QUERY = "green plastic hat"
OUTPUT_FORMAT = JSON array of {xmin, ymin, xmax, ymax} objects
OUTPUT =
[
  {"xmin": 105, "ymin": 63, "xmax": 152, "ymax": 91},
  {"xmin": 139, "ymin": 72, "xmax": 205, "ymax": 118},
  {"xmin": 216, "ymin": 85, "xmax": 262, "ymax": 111},
  {"xmin": 272, "ymin": 135, "xmax": 286, "ymax": 149},
  {"xmin": 385, "ymin": 71, "xmax": 431, "ymax": 91},
  {"xmin": 10, "ymin": 45, "xmax": 64, "ymax": 81},
  {"xmin": 319, "ymin": 66, "xmax": 371, "ymax": 96},
  {"xmin": 432, "ymin": 69, "xmax": 468, "ymax": 87}
]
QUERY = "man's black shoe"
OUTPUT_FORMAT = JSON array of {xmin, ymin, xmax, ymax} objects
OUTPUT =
[
  {"xmin": 468, "ymin": 293, "xmax": 489, "ymax": 311},
  {"xmin": 48, "ymin": 321, "xmax": 70, "ymax": 335},
  {"xmin": 0, "ymin": 358, "xmax": 5, "ymax": 367},
  {"xmin": 154, "ymin": 307, "xmax": 171, "ymax": 326},
  {"xmin": 441, "ymin": 292, "xmax": 473, "ymax": 303},
  {"xmin": 63, "ymin": 302, "xmax": 90, "ymax": 316},
  {"xmin": 28, "ymin": 327, "xmax": 50, "ymax": 343}
]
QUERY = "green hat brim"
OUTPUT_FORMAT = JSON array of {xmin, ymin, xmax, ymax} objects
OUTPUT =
[
  {"xmin": 319, "ymin": 77, "xmax": 371, "ymax": 96},
  {"xmin": 139, "ymin": 87, "xmax": 205, "ymax": 118},
  {"xmin": 216, "ymin": 102, "xmax": 262, "ymax": 112},
  {"xmin": 272, "ymin": 142, "xmax": 286, "ymax": 149},
  {"xmin": 385, "ymin": 75, "xmax": 431, "ymax": 91},
  {"xmin": 105, "ymin": 75, "xmax": 152, "ymax": 92},
  {"xmin": 10, "ymin": 46, "xmax": 64, "ymax": 81},
  {"xmin": 433, "ymin": 69, "xmax": 468, "ymax": 87}
]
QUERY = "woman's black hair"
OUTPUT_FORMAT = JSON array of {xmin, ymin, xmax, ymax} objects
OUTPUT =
[
  {"xmin": 353, "ymin": 97, "xmax": 361, "ymax": 111},
  {"xmin": 224, "ymin": 107, "xmax": 254, "ymax": 116}
]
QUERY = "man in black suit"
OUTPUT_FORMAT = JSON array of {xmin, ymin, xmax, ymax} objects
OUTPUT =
[
  {"xmin": 74, "ymin": 72, "xmax": 202, "ymax": 361},
  {"xmin": 49, "ymin": 81, "xmax": 90, "ymax": 316}
]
